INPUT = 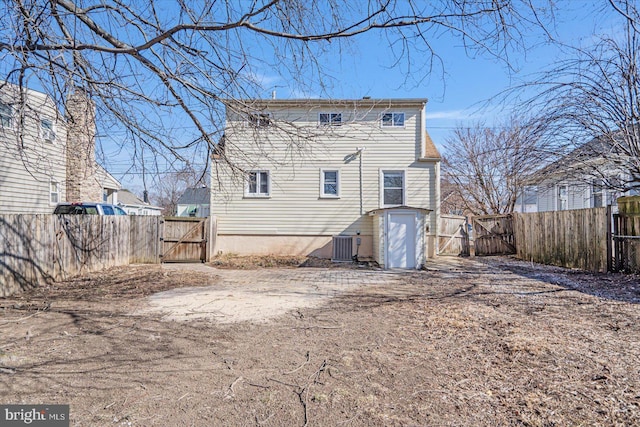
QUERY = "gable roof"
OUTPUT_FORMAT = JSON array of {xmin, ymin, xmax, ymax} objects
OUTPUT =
[
  {"xmin": 177, "ymin": 187, "xmax": 210, "ymax": 205},
  {"xmin": 423, "ymin": 130, "xmax": 441, "ymax": 160},
  {"xmin": 118, "ymin": 189, "xmax": 163, "ymax": 210},
  {"xmin": 528, "ymin": 131, "xmax": 632, "ymax": 185}
]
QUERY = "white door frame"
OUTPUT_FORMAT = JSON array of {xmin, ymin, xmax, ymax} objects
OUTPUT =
[{"xmin": 385, "ymin": 210, "xmax": 418, "ymax": 269}]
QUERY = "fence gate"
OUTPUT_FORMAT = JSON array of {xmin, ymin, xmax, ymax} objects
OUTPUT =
[
  {"xmin": 472, "ymin": 214, "xmax": 515, "ymax": 256},
  {"xmin": 612, "ymin": 212, "xmax": 640, "ymax": 272},
  {"xmin": 161, "ymin": 217, "xmax": 209, "ymax": 263},
  {"xmin": 438, "ymin": 215, "xmax": 470, "ymax": 256}
]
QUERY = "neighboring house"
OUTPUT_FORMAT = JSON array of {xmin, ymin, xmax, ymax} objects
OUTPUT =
[
  {"xmin": 0, "ymin": 82, "xmax": 121, "ymax": 213},
  {"xmin": 117, "ymin": 189, "xmax": 163, "ymax": 216},
  {"xmin": 97, "ymin": 165, "xmax": 122, "ymax": 205},
  {"xmin": 211, "ymin": 98, "xmax": 441, "ymax": 269},
  {"xmin": 513, "ymin": 186, "xmax": 538, "ymax": 213},
  {"xmin": 177, "ymin": 187, "xmax": 210, "ymax": 217},
  {"xmin": 1, "ymin": 83, "xmax": 67, "ymax": 213},
  {"xmin": 532, "ymin": 135, "xmax": 638, "ymax": 212}
]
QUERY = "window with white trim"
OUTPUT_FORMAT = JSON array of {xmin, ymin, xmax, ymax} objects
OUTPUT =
[
  {"xmin": 557, "ymin": 185, "xmax": 568, "ymax": 211},
  {"xmin": 40, "ymin": 118, "xmax": 56, "ymax": 142},
  {"xmin": 50, "ymin": 181, "xmax": 59, "ymax": 204},
  {"xmin": 0, "ymin": 102, "xmax": 13, "ymax": 129},
  {"xmin": 592, "ymin": 179, "xmax": 604, "ymax": 207},
  {"xmin": 319, "ymin": 112, "xmax": 342, "ymax": 126},
  {"xmin": 382, "ymin": 170, "xmax": 405, "ymax": 206},
  {"xmin": 246, "ymin": 170, "xmax": 270, "ymax": 197},
  {"xmin": 381, "ymin": 112, "xmax": 405, "ymax": 127},
  {"xmin": 320, "ymin": 169, "xmax": 340, "ymax": 198}
]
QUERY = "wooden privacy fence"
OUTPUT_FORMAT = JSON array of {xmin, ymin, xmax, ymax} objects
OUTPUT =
[
  {"xmin": 0, "ymin": 215, "xmax": 130, "ymax": 297},
  {"xmin": 513, "ymin": 208, "xmax": 609, "ymax": 273},
  {"xmin": 0, "ymin": 214, "xmax": 215, "ymax": 297},
  {"xmin": 441, "ymin": 209, "xmax": 611, "ymax": 273}
]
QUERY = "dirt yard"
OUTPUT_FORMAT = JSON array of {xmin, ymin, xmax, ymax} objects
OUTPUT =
[{"xmin": 2, "ymin": 256, "xmax": 640, "ymax": 426}]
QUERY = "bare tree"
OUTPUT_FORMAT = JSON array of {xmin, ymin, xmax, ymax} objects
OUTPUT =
[
  {"xmin": 440, "ymin": 177, "xmax": 469, "ymax": 215},
  {"xmin": 442, "ymin": 119, "xmax": 545, "ymax": 215},
  {"xmin": 514, "ymin": 0, "xmax": 640, "ymax": 191},
  {"xmin": 150, "ymin": 164, "xmax": 205, "ymax": 215},
  {"xmin": 0, "ymin": 0, "xmax": 555, "ymax": 181}
]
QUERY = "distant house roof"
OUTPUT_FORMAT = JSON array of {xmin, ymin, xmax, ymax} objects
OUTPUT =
[
  {"xmin": 117, "ymin": 189, "xmax": 163, "ymax": 211},
  {"xmin": 118, "ymin": 189, "xmax": 145, "ymax": 205},
  {"xmin": 528, "ymin": 128, "xmax": 637, "ymax": 185},
  {"xmin": 177, "ymin": 187, "xmax": 210, "ymax": 205}
]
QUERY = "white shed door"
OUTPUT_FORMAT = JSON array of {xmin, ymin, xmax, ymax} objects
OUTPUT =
[{"xmin": 387, "ymin": 212, "xmax": 416, "ymax": 269}]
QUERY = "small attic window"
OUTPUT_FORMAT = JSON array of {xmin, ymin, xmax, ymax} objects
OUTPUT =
[
  {"xmin": 248, "ymin": 112, "xmax": 271, "ymax": 128},
  {"xmin": 319, "ymin": 112, "xmax": 342, "ymax": 126},
  {"xmin": 382, "ymin": 112, "xmax": 404, "ymax": 127}
]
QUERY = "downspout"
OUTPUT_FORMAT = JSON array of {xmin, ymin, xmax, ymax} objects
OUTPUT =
[{"xmin": 357, "ymin": 147, "xmax": 366, "ymax": 215}]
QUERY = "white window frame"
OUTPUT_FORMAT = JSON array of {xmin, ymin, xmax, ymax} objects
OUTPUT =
[
  {"xmin": 319, "ymin": 112, "xmax": 342, "ymax": 126},
  {"xmin": 380, "ymin": 169, "xmax": 406, "ymax": 207},
  {"xmin": 319, "ymin": 168, "xmax": 340, "ymax": 198},
  {"xmin": 0, "ymin": 102, "xmax": 14, "ymax": 129},
  {"xmin": 50, "ymin": 180, "xmax": 59, "ymax": 204},
  {"xmin": 592, "ymin": 179, "xmax": 604, "ymax": 208},
  {"xmin": 40, "ymin": 117, "xmax": 56, "ymax": 142},
  {"xmin": 245, "ymin": 170, "xmax": 271, "ymax": 198},
  {"xmin": 381, "ymin": 112, "xmax": 405, "ymax": 127},
  {"xmin": 557, "ymin": 184, "xmax": 568, "ymax": 211}
]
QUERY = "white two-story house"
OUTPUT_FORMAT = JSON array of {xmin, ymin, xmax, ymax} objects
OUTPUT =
[
  {"xmin": 211, "ymin": 98, "xmax": 441, "ymax": 269},
  {"xmin": 0, "ymin": 83, "xmax": 121, "ymax": 213}
]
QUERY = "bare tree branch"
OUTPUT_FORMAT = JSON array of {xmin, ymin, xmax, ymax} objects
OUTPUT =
[
  {"xmin": 0, "ymin": 0, "xmax": 556, "ymax": 184},
  {"xmin": 510, "ymin": 0, "xmax": 640, "ymax": 191},
  {"xmin": 442, "ymin": 118, "xmax": 548, "ymax": 215}
]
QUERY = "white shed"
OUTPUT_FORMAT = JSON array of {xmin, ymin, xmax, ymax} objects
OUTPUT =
[{"xmin": 368, "ymin": 206, "xmax": 432, "ymax": 269}]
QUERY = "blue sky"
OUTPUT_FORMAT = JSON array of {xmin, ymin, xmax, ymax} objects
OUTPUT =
[{"xmin": 106, "ymin": 1, "xmax": 616, "ymax": 194}]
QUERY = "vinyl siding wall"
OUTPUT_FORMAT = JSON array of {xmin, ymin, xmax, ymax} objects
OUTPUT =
[
  {"xmin": 212, "ymin": 102, "xmax": 438, "ymax": 253},
  {"xmin": 538, "ymin": 180, "xmax": 600, "ymax": 212},
  {"xmin": 0, "ymin": 88, "xmax": 67, "ymax": 214}
]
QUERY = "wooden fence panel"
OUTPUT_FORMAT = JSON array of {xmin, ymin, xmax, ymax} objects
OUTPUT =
[
  {"xmin": 514, "ymin": 208, "xmax": 608, "ymax": 272},
  {"xmin": 161, "ymin": 217, "xmax": 208, "ymax": 262},
  {"xmin": 438, "ymin": 215, "xmax": 469, "ymax": 256},
  {"xmin": 0, "ymin": 215, "xmax": 51, "ymax": 296},
  {"xmin": 0, "ymin": 215, "xmax": 132, "ymax": 297},
  {"xmin": 130, "ymin": 216, "xmax": 161, "ymax": 263},
  {"xmin": 473, "ymin": 214, "xmax": 515, "ymax": 256},
  {"xmin": 51, "ymin": 215, "xmax": 130, "ymax": 278}
]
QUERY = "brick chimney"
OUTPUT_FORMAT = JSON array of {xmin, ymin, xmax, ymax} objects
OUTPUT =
[{"xmin": 65, "ymin": 89, "xmax": 102, "ymax": 202}]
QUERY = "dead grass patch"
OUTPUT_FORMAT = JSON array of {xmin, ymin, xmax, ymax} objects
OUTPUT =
[{"xmin": 1, "ymin": 256, "xmax": 640, "ymax": 426}]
